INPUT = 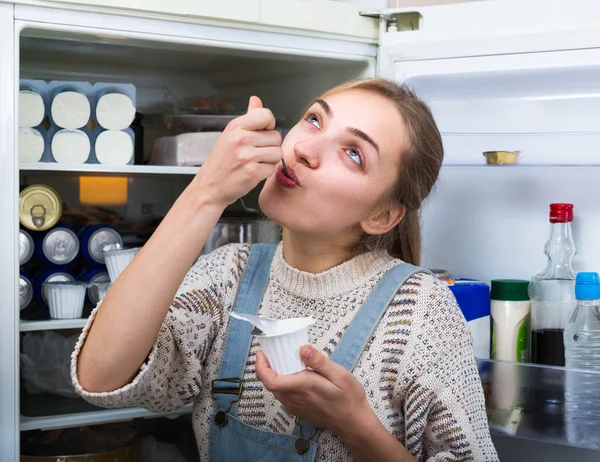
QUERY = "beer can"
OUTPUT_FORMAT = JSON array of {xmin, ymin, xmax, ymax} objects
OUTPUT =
[
  {"xmin": 80, "ymin": 268, "xmax": 110, "ymax": 305},
  {"xmin": 19, "ymin": 184, "xmax": 62, "ymax": 231},
  {"xmin": 79, "ymin": 224, "xmax": 123, "ymax": 264},
  {"xmin": 34, "ymin": 268, "xmax": 76, "ymax": 305},
  {"xmin": 19, "ymin": 273, "xmax": 34, "ymax": 310},
  {"xmin": 19, "ymin": 229, "xmax": 35, "ymax": 265},
  {"xmin": 39, "ymin": 226, "xmax": 80, "ymax": 266}
]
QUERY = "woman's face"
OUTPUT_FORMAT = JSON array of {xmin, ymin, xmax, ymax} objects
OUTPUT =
[{"xmin": 259, "ymin": 89, "xmax": 407, "ymax": 242}]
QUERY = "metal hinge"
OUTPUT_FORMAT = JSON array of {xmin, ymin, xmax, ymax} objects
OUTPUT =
[{"xmin": 360, "ymin": 11, "xmax": 419, "ymax": 32}]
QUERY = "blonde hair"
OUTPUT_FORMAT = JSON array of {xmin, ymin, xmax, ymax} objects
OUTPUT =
[{"xmin": 313, "ymin": 78, "xmax": 443, "ymax": 266}]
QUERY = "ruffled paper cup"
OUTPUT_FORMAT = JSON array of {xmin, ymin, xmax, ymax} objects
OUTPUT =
[
  {"xmin": 43, "ymin": 282, "xmax": 89, "ymax": 319},
  {"xmin": 104, "ymin": 247, "xmax": 140, "ymax": 282},
  {"xmin": 255, "ymin": 318, "xmax": 314, "ymax": 375}
]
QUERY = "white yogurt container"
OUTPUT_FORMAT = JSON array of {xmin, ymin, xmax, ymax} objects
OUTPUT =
[
  {"xmin": 91, "ymin": 281, "xmax": 112, "ymax": 304},
  {"xmin": 19, "ymin": 90, "xmax": 46, "ymax": 128},
  {"xmin": 104, "ymin": 247, "xmax": 141, "ymax": 282},
  {"xmin": 48, "ymin": 81, "xmax": 92, "ymax": 129},
  {"xmin": 51, "ymin": 128, "xmax": 91, "ymax": 163},
  {"xmin": 96, "ymin": 92, "xmax": 136, "ymax": 130},
  {"xmin": 94, "ymin": 129, "xmax": 134, "ymax": 165},
  {"xmin": 43, "ymin": 281, "xmax": 89, "ymax": 319},
  {"xmin": 230, "ymin": 313, "xmax": 315, "ymax": 375},
  {"xmin": 19, "ymin": 127, "xmax": 46, "ymax": 162}
]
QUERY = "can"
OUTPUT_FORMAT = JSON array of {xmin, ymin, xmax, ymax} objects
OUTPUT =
[
  {"xmin": 19, "ymin": 184, "xmax": 62, "ymax": 231},
  {"xmin": 80, "ymin": 268, "xmax": 110, "ymax": 305},
  {"xmin": 79, "ymin": 224, "xmax": 123, "ymax": 264},
  {"xmin": 19, "ymin": 229, "xmax": 35, "ymax": 265},
  {"xmin": 39, "ymin": 226, "xmax": 80, "ymax": 266},
  {"xmin": 19, "ymin": 273, "xmax": 34, "ymax": 310},
  {"xmin": 34, "ymin": 268, "xmax": 76, "ymax": 305}
]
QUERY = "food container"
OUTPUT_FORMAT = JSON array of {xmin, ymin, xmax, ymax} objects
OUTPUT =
[
  {"xmin": 19, "ymin": 127, "xmax": 46, "ymax": 163},
  {"xmin": 92, "ymin": 128, "xmax": 134, "ymax": 165},
  {"xmin": 20, "ymin": 273, "xmax": 34, "ymax": 310},
  {"xmin": 92, "ymin": 282, "xmax": 112, "ymax": 303},
  {"xmin": 483, "ymin": 150, "xmax": 520, "ymax": 165},
  {"xmin": 150, "ymin": 132, "xmax": 221, "ymax": 166},
  {"xmin": 201, "ymin": 217, "xmax": 280, "ymax": 255},
  {"xmin": 35, "ymin": 269, "xmax": 76, "ymax": 304},
  {"xmin": 50, "ymin": 128, "xmax": 91, "ymax": 164},
  {"xmin": 48, "ymin": 81, "xmax": 92, "ymax": 129},
  {"xmin": 230, "ymin": 313, "xmax": 314, "ymax": 375},
  {"xmin": 19, "ymin": 79, "xmax": 47, "ymax": 128},
  {"xmin": 93, "ymin": 83, "xmax": 137, "ymax": 130},
  {"xmin": 79, "ymin": 224, "xmax": 124, "ymax": 265},
  {"xmin": 19, "ymin": 184, "xmax": 63, "ymax": 231},
  {"xmin": 19, "ymin": 229, "xmax": 35, "ymax": 265},
  {"xmin": 103, "ymin": 246, "xmax": 141, "ymax": 282},
  {"xmin": 80, "ymin": 268, "xmax": 111, "ymax": 305},
  {"xmin": 43, "ymin": 281, "xmax": 89, "ymax": 319},
  {"xmin": 39, "ymin": 226, "xmax": 80, "ymax": 266}
]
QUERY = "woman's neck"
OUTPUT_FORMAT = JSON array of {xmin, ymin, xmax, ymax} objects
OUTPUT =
[{"xmin": 281, "ymin": 229, "xmax": 357, "ymax": 274}]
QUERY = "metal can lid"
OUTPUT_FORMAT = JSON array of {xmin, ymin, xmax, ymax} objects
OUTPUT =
[
  {"xmin": 19, "ymin": 230, "xmax": 35, "ymax": 265},
  {"xmin": 19, "ymin": 185, "xmax": 62, "ymax": 231},
  {"xmin": 19, "ymin": 275, "xmax": 33, "ymax": 310},
  {"xmin": 42, "ymin": 227, "xmax": 80, "ymax": 265},
  {"xmin": 88, "ymin": 228, "xmax": 123, "ymax": 263}
]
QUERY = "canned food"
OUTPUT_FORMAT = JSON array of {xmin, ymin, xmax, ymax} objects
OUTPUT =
[
  {"xmin": 19, "ymin": 273, "xmax": 33, "ymax": 310},
  {"xmin": 34, "ymin": 268, "xmax": 76, "ymax": 305},
  {"xmin": 79, "ymin": 224, "xmax": 123, "ymax": 264},
  {"xmin": 80, "ymin": 268, "xmax": 110, "ymax": 305},
  {"xmin": 40, "ymin": 227, "xmax": 80, "ymax": 266},
  {"xmin": 19, "ymin": 229, "xmax": 35, "ymax": 265},
  {"xmin": 19, "ymin": 184, "xmax": 62, "ymax": 231}
]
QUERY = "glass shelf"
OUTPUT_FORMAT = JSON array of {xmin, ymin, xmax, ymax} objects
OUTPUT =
[{"xmin": 477, "ymin": 359, "xmax": 600, "ymax": 450}]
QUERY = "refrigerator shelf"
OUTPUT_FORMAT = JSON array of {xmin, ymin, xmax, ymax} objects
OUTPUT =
[
  {"xmin": 19, "ymin": 163, "xmax": 200, "ymax": 175},
  {"xmin": 20, "ymin": 318, "xmax": 88, "ymax": 332},
  {"xmin": 20, "ymin": 400, "xmax": 193, "ymax": 432},
  {"xmin": 478, "ymin": 358, "xmax": 600, "ymax": 451}
]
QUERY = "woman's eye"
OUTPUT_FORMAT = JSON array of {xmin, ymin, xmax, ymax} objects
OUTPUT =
[
  {"xmin": 306, "ymin": 114, "xmax": 320, "ymax": 129},
  {"xmin": 346, "ymin": 148, "xmax": 362, "ymax": 166}
]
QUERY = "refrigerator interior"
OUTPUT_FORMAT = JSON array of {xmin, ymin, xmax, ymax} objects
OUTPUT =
[{"xmin": 17, "ymin": 25, "xmax": 373, "ymax": 455}]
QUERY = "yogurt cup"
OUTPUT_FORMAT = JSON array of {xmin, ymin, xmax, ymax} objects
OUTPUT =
[
  {"xmin": 230, "ymin": 313, "xmax": 315, "ymax": 375},
  {"xmin": 103, "ymin": 246, "xmax": 141, "ymax": 282},
  {"xmin": 90, "ymin": 281, "xmax": 112, "ymax": 304},
  {"xmin": 43, "ymin": 281, "xmax": 89, "ymax": 319}
]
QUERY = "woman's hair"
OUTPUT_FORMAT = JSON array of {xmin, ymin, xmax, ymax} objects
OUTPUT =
[{"xmin": 314, "ymin": 78, "xmax": 444, "ymax": 266}]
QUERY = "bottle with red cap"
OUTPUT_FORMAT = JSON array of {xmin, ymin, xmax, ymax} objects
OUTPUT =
[{"xmin": 529, "ymin": 203, "xmax": 577, "ymax": 367}]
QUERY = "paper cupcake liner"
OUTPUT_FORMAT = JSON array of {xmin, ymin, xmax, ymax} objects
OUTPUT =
[
  {"xmin": 257, "ymin": 328, "xmax": 309, "ymax": 375},
  {"xmin": 46, "ymin": 284, "xmax": 86, "ymax": 319},
  {"xmin": 105, "ymin": 248, "xmax": 140, "ymax": 282}
]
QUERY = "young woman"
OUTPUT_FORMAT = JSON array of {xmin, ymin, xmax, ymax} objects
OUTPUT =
[{"xmin": 71, "ymin": 79, "xmax": 498, "ymax": 461}]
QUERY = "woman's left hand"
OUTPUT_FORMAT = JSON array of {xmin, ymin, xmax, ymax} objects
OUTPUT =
[{"xmin": 255, "ymin": 345, "xmax": 371, "ymax": 438}]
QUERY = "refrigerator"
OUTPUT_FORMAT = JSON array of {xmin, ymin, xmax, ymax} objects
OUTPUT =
[{"xmin": 1, "ymin": 0, "xmax": 600, "ymax": 459}]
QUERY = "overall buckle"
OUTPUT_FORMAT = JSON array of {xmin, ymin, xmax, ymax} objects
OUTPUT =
[{"xmin": 211, "ymin": 378, "xmax": 243, "ymax": 428}]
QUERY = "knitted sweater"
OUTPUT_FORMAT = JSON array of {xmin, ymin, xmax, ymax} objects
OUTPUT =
[{"xmin": 71, "ymin": 243, "xmax": 498, "ymax": 461}]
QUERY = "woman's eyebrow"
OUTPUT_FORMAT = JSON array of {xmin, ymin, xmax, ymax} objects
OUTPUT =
[
  {"xmin": 347, "ymin": 127, "xmax": 380, "ymax": 157},
  {"xmin": 315, "ymin": 99, "xmax": 333, "ymax": 117}
]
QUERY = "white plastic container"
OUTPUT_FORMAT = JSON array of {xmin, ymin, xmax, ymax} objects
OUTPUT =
[
  {"xmin": 229, "ymin": 313, "xmax": 315, "ymax": 375},
  {"xmin": 104, "ymin": 247, "xmax": 141, "ymax": 282},
  {"xmin": 19, "ymin": 89, "xmax": 45, "ymax": 128},
  {"xmin": 93, "ymin": 129, "xmax": 134, "ymax": 165},
  {"xmin": 19, "ymin": 127, "xmax": 46, "ymax": 162},
  {"xmin": 48, "ymin": 81, "xmax": 92, "ymax": 129},
  {"xmin": 95, "ymin": 92, "xmax": 136, "ymax": 130},
  {"xmin": 491, "ymin": 279, "xmax": 531, "ymax": 363},
  {"xmin": 91, "ymin": 281, "xmax": 112, "ymax": 304},
  {"xmin": 51, "ymin": 128, "xmax": 91, "ymax": 163},
  {"xmin": 43, "ymin": 282, "xmax": 89, "ymax": 319},
  {"xmin": 150, "ymin": 132, "xmax": 221, "ymax": 166}
]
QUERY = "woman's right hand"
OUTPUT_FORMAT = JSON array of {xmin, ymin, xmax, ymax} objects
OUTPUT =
[{"xmin": 193, "ymin": 96, "xmax": 283, "ymax": 207}]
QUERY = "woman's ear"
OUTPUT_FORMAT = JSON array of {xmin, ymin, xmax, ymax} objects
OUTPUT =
[{"xmin": 360, "ymin": 205, "xmax": 406, "ymax": 236}]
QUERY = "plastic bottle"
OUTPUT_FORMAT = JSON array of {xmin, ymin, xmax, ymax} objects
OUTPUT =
[
  {"xmin": 491, "ymin": 279, "xmax": 531, "ymax": 363},
  {"xmin": 564, "ymin": 272, "xmax": 600, "ymax": 446},
  {"xmin": 529, "ymin": 203, "xmax": 577, "ymax": 367}
]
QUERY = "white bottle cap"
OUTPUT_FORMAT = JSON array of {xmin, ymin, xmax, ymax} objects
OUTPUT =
[
  {"xmin": 96, "ymin": 93, "xmax": 136, "ymax": 130},
  {"xmin": 95, "ymin": 130, "xmax": 134, "ymax": 165},
  {"xmin": 19, "ymin": 128, "xmax": 45, "ymax": 162},
  {"xmin": 51, "ymin": 91, "xmax": 91, "ymax": 129},
  {"xmin": 51, "ymin": 129, "xmax": 90, "ymax": 163}
]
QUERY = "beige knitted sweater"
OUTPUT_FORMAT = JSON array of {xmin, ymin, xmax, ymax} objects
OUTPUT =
[{"xmin": 71, "ymin": 243, "xmax": 498, "ymax": 461}]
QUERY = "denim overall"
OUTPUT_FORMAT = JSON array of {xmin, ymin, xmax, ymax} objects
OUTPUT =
[{"xmin": 209, "ymin": 244, "xmax": 423, "ymax": 461}]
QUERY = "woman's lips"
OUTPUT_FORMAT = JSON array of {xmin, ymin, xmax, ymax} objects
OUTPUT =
[{"xmin": 275, "ymin": 166, "xmax": 300, "ymax": 188}]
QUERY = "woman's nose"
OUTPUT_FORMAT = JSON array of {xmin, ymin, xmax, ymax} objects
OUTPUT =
[{"xmin": 294, "ymin": 136, "xmax": 328, "ymax": 169}]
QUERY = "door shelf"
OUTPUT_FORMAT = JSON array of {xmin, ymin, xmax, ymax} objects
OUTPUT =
[
  {"xmin": 478, "ymin": 358, "xmax": 600, "ymax": 451},
  {"xmin": 20, "ymin": 163, "xmax": 200, "ymax": 175},
  {"xmin": 20, "ymin": 404, "xmax": 193, "ymax": 432},
  {"xmin": 20, "ymin": 318, "xmax": 89, "ymax": 332}
]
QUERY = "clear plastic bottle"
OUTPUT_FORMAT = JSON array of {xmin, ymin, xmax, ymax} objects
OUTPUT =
[
  {"xmin": 564, "ymin": 272, "xmax": 600, "ymax": 446},
  {"xmin": 529, "ymin": 203, "xmax": 577, "ymax": 367}
]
